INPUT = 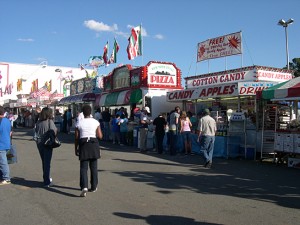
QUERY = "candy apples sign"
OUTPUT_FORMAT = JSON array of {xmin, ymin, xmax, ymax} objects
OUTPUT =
[{"xmin": 167, "ymin": 83, "xmax": 238, "ymax": 101}]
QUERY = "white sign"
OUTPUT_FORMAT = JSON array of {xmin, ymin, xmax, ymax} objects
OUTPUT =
[
  {"xmin": 167, "ymin": 83, "xmax": 238, "ymax": 101},
  {"xmin": 197, "ymin": 31, "xmax": 242, "ymax": 62},
  {"xmin": 186, "ymin": 67, "xmax": 293, "ymax": 89},
  {"xmin": 238, "ymin": 82, "xmax": 276, "ymax": 95},
  {"xmin": 186, "ymin": 69, "xmax": 255, "ymax": 89},
  {"xmin": 147, "ymin": 63, "xmax": 177, "ymax": 87},
  {"xmin": 256, "ymin": 70, "xmax": 293, "ymax": 82}
]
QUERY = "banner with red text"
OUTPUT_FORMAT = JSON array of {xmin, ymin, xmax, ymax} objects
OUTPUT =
[
  {"xmin": 167, "ymin": 83, "xmax": 238, "ymax": 101},
  {"xmin": 197, "ymin": 31, "xmax": 242, "ymax": 62}
]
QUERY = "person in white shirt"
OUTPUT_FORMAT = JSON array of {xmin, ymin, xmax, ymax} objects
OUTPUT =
[
  {"xmin": 197, "ymin": 108, "xmax": 217, "ymax": 168},
  {"xmin": 75, "ymin": 105, "xmax": 103, "ymax": 197}
]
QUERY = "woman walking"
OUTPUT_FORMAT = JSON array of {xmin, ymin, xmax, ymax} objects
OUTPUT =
[
  {"xmin": 180, "ymin": 111, "xmax": 192, "ymax": 155},
  {"xmin": 35, "ymin": 107, "xmax": 57, "ymax": 187},
  {"xmin": 75, "ymin": 105, "xmax": 103, "ymax": 197}
]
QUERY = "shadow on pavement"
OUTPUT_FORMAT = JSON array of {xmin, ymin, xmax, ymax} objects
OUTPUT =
[
  {"xmin": 11, "ymin": 177, "xmax": 79, "ymax": 198},
  {"xmin": 114, "ymin": 212, "xmax": 221, "ymax": 225}
]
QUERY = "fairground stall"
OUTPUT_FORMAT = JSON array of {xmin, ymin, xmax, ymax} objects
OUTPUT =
[
  {"xmin": 93, "ymin": 61, "xmax": 183, "ymax": 148},
  {"xmin": 95, "ymin": 61, "xmax": 183, "ymax": 118},
  {"xmin": 167, "ymin": 65, "xmax": 293, "ymax": 159},
  {"xmin": 257, "ymin": 76, "xmax": 300, "ymax": 168},
  {"xmin": 58, "ymin": 75, "xmax": 103, "ymax": 120}
]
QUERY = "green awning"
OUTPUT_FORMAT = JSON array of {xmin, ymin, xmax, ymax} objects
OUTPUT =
[
  {"xmin": 129, "ymin": 89, "xmax": 143, "ymax": 104},
  {"xmin": 104, "ymin": 92, "xmax": 120, "ymax": 106}
]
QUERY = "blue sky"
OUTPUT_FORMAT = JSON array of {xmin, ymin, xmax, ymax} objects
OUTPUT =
[{"xmin": 1, "ymin": 0, "xmax": 299, "ymax": 80}]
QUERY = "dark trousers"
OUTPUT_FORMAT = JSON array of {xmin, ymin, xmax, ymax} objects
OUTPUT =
[
  {"xmin": 37, "ymin": 141, "xmax": 53, "ymax": 185},
  {"xmin": 169, "ymin": 130, "xmax": 178, "ymax": 155},
  {"xmin": 120, "ymin": 132, "xmax": 128, "ymax": 145},
  {"xmin": 155, "ymin": 132, "xmax": 165, "ymax": 154},
  {"xmin": 80, "ymin": 159, "xmax": 98, "ymax": 190}
]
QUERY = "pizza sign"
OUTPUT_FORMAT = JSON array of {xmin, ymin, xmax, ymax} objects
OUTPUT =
[{"xmin": 147, "ymin": 63, "xmax": 177, "ymax": 87}]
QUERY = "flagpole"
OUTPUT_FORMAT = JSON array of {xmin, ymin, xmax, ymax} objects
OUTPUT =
[{"xmin": 141, "ymin": 23, "xmax": 143, "ymax": 66}]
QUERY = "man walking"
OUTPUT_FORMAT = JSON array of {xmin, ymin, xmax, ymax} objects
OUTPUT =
[
  {"xmin": 197, "ymin": 108, "xmax": 217, "ymax": 168},
  {"xmin": 0, "ymin": 106, "xmax": 12, "ymax": 185}
]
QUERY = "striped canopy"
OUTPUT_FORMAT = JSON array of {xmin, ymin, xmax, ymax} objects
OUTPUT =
[{"xmin": 262, "ymin": 76, "xmax": 300, "ymax": 100}]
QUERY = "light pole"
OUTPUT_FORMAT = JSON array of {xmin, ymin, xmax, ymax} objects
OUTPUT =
[
  {"xmin": 278, "ymin": 18, "xmax": 294, "ymax": 70},
  {"xmin": 55, "ymin": 68, "xmax": 63, "ymax": 94}
]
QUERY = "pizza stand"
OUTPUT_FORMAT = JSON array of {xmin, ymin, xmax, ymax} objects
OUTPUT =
[
  {"xmin": 167, "ymin": 66, "xmax": 293, "ymax": 159},
  {"xmin": 258, "ymin": 76, "xmax": 300, "ymax": 168},
  {"xmin": 94, "ymin": 61, "xmax": 183, "ymax": 148}
]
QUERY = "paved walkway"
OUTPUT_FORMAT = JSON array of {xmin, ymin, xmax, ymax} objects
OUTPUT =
[{"xmin": 0, "ymin": 127, "xmax": 299, "ymax": 225}]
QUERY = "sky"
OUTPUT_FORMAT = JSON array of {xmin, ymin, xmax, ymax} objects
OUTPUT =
[{"xmin": 1, "ymin": 0, "xmax": 300, "ymax": 81}]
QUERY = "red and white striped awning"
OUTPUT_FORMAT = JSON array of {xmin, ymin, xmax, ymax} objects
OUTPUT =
[{"xmin": 262, "ymin": 76, "xmax": 300, "ymax": 100}]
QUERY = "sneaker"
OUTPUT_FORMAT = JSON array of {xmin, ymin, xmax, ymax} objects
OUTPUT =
[
  {"xmin": 0, "ymin": 180, "xmax": 11, "ymax": 185},
  {"xmin": 44, "ymin": 178, "xmax": 53, "ymax": 188},
  {"xmin": 80, "ymin": 188, "xmax": 88, "ymax": 197},
  {"xmin": 204, "ymin": 161, "xmax": 211, "ymax": 168},
  {"xmin": 44, "ymin": 183, "xmax": 53, "ymax": 188},
  {"xmin": 89, "ymin": 187, "xmax": 98, "ymax": 192}
]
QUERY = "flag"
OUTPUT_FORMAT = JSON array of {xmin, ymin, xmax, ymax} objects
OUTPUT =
[
  {"xmin": 108, "ymin": 38, "xmax": 120, "ymax": 64},
  {"xmin": 79, "ymin": 64, "xmax": 90, "ymax": 78},
  {"xmin": 103, "ymin": 41, "xmax": 109, "ymax": 65},
  {"xmin": 127, "ymin": 25, "xmax": 142, "ymax": 60},
  {"xmin": 31, "ymin": 85, "xmax": 49, "ymax": 98}
]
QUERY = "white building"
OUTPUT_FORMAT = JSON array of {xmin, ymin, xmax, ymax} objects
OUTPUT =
[{"xmin": 0, "ymin": 61, "xmax": 92, "ymax": 107}]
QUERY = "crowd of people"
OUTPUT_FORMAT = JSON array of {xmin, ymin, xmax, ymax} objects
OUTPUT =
[
  {"xmin": 87, "ymin": 105, "xmax": 216, "ymax": 168},
  {"xmin": 0, "ymin": 104, "xmax": 216, "ymax": 196}
]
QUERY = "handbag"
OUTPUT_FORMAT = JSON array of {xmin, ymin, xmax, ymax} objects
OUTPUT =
[
  {"xmin": 7, "ymin": 144, "xmax": 17, "ymax": 164},
  {"xmin": 41, "ymin": 120, "xmax": 61, "ymax": 148}
]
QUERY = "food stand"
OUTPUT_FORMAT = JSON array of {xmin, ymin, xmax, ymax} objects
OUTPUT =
[
  {"xmin": 96, "ymin": 61, "xmax": 183, "ymax": 118},
  {"xmin": 259, "ymin": 76, "xmax": 300, "ymax": 168},
  {"xmin": 167, "ymin": 65, "xmax": 293, "ymax": 159},
  {"xmin": 58, "ymin": 76, "xmax": 102, "ymax": 117}
]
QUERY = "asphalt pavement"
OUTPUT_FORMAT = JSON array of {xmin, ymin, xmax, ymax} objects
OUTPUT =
[{"xmin": 0, "ymin": 127, "xmax": 299, "ymax": 225}]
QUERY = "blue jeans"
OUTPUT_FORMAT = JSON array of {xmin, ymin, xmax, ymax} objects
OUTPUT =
[
  {"xmin": 80, "ymin": 159, "xmax": 98, "ymax": 190},
  {"xmin": 37, "ymin": 141, "xmax": 53, "ymax": 185},
  {"xmin": 200, "ymin": 135, "xmax": 215, "ymax": 163},
  {"xmin": 0, "ymin": 150, "xmax": 10, "ymax": 181}
]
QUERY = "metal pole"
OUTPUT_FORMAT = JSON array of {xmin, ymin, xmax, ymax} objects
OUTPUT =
[{"xmin": 285, "ymin": 26, "xmax": 290, "ymax": 70}]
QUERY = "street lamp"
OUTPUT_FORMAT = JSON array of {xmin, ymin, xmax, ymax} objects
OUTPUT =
[
  {"xmin": 277, "ymin": 18, "xmax": 294, "ymax": 70},
  {"xmin": 55, "ymin": 68, "xmax": 63, "ymax": 93},
  {"xmin": 21, "ymin": 61, "xmax": 48, "ymax": 82}
]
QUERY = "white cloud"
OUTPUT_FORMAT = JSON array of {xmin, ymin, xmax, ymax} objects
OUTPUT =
[
  {"xmin": 84, "ymin": 20, "xmax": 118, "ymax": 32},
  {"xmin": 17, "ymin": 38, "xmax": 34, "ymax": 42},
  {"xmin": 154, "ymin": 34, "xmax": 164, "ymax": 40}
]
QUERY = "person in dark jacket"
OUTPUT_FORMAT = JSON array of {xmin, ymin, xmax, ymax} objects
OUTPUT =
[
  {"xmin": 153, "ymin": 114, "xmax": 167, "ymax": 154},
  {"xmin": 35, "ymin": 107, "xmax": 57, "ymax": 187}
]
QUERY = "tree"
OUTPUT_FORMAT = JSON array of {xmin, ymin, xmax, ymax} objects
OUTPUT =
[{"xmin": 283, "ymin": 58, "xmax": 300, "ymax": 77}]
